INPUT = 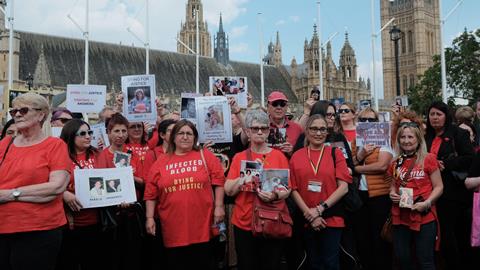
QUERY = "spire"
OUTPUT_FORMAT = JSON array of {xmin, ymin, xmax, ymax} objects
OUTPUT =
[
  {"xmin": 219, "ymin": 13, "xmax": 224, "ymax": 33},
  {"xmin": 327, "ymin": 41, "xmax": 332, "ymax": 57},
  {"xmin": 344, "ymin": 31, "xmax": 350, "ymax": 44},
  {"xmin": 33, "ymin": 45, "xmax": 51, "ymax": 87},
  {"xmin": 313, "ymin": 24, "xmax": 318, "ymax": 38},
  {"xmin": 275, "ymin": 31, "xmax": 280, "ymax": 46}
]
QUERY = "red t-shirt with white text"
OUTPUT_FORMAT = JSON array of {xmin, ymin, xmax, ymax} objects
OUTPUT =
[
  {"xmin": 0, "ymin": 137, "xmax": 71, "ymax": 233},
  {"xmin": 290, "ymin": 146, "xmax": 352, "ymax": 227},
  {"xmin": 226, "ymin": 148, "xmax": 289, "ymax": 231},
  {"xmin": 144, "ymin": 149, "xmax": 225, "ymax": 247}
]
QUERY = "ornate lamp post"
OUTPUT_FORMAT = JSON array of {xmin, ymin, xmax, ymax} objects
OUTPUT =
[
  {"xmin": 389, "ymin": 25, "xmax": 402, "ymax": 97},
  {"xmin": 25, "ymin": 73, "xmax": 33, "ymax": 90}
]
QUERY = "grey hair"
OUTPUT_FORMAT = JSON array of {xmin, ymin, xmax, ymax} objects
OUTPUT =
[
  {"xmin": 245, "ymin": 109, "xmax": 269, "ymax": 128},
  {"xmin": 12, "ymin": 93, "xmax": 49, "ymax": 125}
]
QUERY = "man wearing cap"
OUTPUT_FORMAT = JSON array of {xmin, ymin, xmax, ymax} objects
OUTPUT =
[{"xmin": 267, "ymin": 91, "xmax": 303, "ymax": 156}]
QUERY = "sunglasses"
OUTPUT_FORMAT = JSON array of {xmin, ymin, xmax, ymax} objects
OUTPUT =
[
  {"xmin": 338, "ymin": 108, "xmax": 351, "ymax": 114},
  {"xmin": 358, "ymin": 117, "xmax": 378, "ymax": 123},
  {"xmin": 399, "ymin": 122, "xmax": 419, "ymax": 128},
  {"xmin": 308, "ymin": 127, "xmax": 328, "ymax": 134},
  {"xmin": 76, "ymin": 130, "xmax": 94, "ymax": 137},
  {"xmin": 9, "ymin": 107, "xmax": 42, "ymax": 117},
  {"xmin": 54, "ymin": 118, "xmax": 72, "ymax": 124},
  {"xmin": 129, "ymin": 123, "xmax": 143, "ymax": 130},
  {"xmin": 326, "ymin": 113, "xmax": 336, "ymax": 118},
  {"xmin": 270, "ymin": 100, "xmax": 287, "ymax": 108},
  {"xmin": 250, "ymin": 126, "xmax": 270, "ymax": 133}
]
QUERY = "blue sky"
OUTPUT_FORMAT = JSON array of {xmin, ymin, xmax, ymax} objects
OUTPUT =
[{"xmin": 13, "ymin": 0, "xmax": 480, "ymax": 97}]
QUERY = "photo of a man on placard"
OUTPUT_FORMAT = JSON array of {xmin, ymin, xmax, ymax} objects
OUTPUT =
[
  {"xmin": 89, "ymin": 177, "xmax": 105, "ymax": 199},
  {"xmin": 106, "ymin": 179, "xmax": 122, "ymax": 193}
]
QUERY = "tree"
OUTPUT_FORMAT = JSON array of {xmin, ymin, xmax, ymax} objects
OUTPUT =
[{"xmin": 408, "ymin": 28, "xmax": 480, "ymax": 115}]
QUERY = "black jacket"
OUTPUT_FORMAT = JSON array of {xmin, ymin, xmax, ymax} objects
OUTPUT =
[{"xmin": 425, "ymin": 125, "xmax": 474, "ymax": 204}]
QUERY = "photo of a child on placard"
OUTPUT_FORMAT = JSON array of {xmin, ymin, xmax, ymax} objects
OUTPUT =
[
  {"xmin": 128, "ymin": 86, "xmax": 151, "ymax": 114},
  {"xmin": 204, "ymin": 105, "xmax": 224, "ymax": 131}
]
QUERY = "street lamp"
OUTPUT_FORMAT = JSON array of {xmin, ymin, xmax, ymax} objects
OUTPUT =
[
  {"xmin": 389, "ymin": 25, "xmax": 402, "ymax": 97},
  {"xmin": 25, "ymin": 73, "xmax": 33, "ymax": 90}
]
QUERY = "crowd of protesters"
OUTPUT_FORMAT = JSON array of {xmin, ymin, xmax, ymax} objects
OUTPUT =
[{"xmin": 1, "ymin": 89, "xmax": 480, "ymax": 270}]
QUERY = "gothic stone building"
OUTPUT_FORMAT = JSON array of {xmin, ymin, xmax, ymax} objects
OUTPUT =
[{"xmin": 177, "ymin": 0, "xmax": 212, "ymax": 57}]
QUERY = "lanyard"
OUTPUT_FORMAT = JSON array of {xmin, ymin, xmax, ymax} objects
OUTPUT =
[{"xmin": 307, "ymin": 144, "xmax": 325, "ymax": 176}]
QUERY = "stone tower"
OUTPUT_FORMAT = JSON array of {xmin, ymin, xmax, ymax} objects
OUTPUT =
[
  {"xmin": 273, "ymin": 31, "xmax": 282, "ymax": 66},
  {"xmin": 339, "ymin": 32, "xmax": 357, "ymax": 82},
  {"xmin": 380, "ymin": 0, "xmax": 441, "ymax": 102},
  {"xmin": 177, "ymin": 0, "xmax": 212, "ymax": 57},
  {"xmin": 214, "ymin": 14, "xmax": 229, "ymax": 66},
  {"xmin": 304, "ymin": 24, "xmax": 321, "ymax": 88},
  {"xmin": 0, "ymin": 0, "xmax": 20, "ymax": 85}
]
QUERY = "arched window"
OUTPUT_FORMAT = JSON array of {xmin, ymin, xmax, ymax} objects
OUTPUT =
[
  {"xmin": 402, "ymin": 75, "xmax": 408, "ymax": 93},
  {"xmin": 401, "ymin": 35, "xmax": 406, "ymax": 54},
  {"xmin": 347, "ymin": 67, "xmax": 352, "ymax": 78}
]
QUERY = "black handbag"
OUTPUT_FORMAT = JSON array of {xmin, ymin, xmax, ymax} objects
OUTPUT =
[{"xmin": 331, "ymin": 147, "xmax": 363, "ymax": 212}]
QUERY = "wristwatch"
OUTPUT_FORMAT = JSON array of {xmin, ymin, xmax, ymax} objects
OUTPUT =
[
  {"xmin": 12, "ymin": 189, "xmax": 21, "ymax": 201},
  {"xmin": 320, "ymin": 201, "xmax": 329, "ymax": 210}
]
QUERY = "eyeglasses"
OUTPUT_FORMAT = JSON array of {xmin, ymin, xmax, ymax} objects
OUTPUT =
[
  {"xmin": 399, "ymin": 122, "xmax": 419, "ymax": 128},
  {"xmin": 177, "ymin": 131, "xmax": 194, "ymax": 137},
  {"xmin": 338, "ymin": 108, "xmax": 351, "ymax": 114},
  {"xmin": 129, "ymin": 123, "xmax": 143, "ymax": 130},
  {"xmin": 76, "ymin": 130, "xmax": 94, "ymax": 137},
  {"xmin": 250, "ymin": 126, "xmax": 270, "ymax": 133},
  {"xmin": 358, "ymin": 117, "xmax": 378, "ymax": 123},
  {"xmin": 270, "ymin": 100, "xmax": 287, "ymax": 108},
  {"xmin": 54, "ymin": 118, "xmax": 72, "ymax": 124},
  {"xmin": 326, "ymin": 113, "xmax": 336, "ymax": 118},
  {"xmin": 308, "ymin": 127, "xmax": 328, "ymax": 134},
  {"xmin": 9, "ymin": 107, "xmax": 42, "ymax": 117}
]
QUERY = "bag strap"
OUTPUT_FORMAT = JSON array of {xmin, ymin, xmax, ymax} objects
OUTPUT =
[
  {"xmin": 0, "ymin": 137, "xmax": 14, "ymax": 168},
  {"xmin": 331, "ymin": 146, "xmax": 336, "ymax": 168},
  {"xmin": 398, "ymin": 157, "xmax": 417, "ymax": 187},
  {"xmin": 200, "ymin": 148, "xmax": 211, "ymax": 184}
]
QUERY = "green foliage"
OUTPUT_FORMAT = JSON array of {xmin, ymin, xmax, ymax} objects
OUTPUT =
[{"xmin": 408, "ymin": 28, "xmax": 480, "ymax": 115}]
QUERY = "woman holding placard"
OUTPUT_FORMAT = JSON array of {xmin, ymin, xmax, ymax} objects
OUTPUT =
[
  {"xmin": 224, "ymin": 110, "xmax": 290, "ymax": 270},
  {"xmin": 387, "ymin": 121, "xmax": 443, "ymax": 270},
  {"xmin": 57, "ymin": 119, "xmax": 104, "ymax": 270},
  {"xmin": 144, "ymin": 119, "xmax": 225, "ymax": 270},
  {"xmin": 0, "ymin": 93, "xmax": 70, "ymax": 270}
]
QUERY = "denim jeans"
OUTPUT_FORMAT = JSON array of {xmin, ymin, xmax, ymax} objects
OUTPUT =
[
  {"xmin": 393, "ymin": 222, "xmax": 437, "ymax": 270},
  {"xmin": 304, "ymin": 227, "xmax": 343, "ymax": 270}
]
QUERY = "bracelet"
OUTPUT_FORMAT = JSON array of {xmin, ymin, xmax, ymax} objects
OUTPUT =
[{"xmin": 316, "ymin": 205, "xmax": 322, "ymax": 217}]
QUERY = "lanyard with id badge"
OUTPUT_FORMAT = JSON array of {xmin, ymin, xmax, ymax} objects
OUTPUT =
[{"xmin": 307, "ymin": 145, "xmax": 325, "ymax": 193}]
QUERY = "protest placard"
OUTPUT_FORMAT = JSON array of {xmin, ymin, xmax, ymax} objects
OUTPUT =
[
  {"xmin": 122, "ymin": 75, "xmax": 157, "ymax": 122},
  {"xmin": 394, "ymin": 96, "xmax": 409, "ymax": 107},
  {"xmin": 66, "ymin": 84, "xmax": 106, "ymax": 113},
  {"xmin": 356, "ymin": 122, "xmax": 391, "ymax": 147},
  {"xmin": 74, "ymin": 167, "xmax": 137, "ymax": 208},
  {"xmin": 180, "ymin": 93, "xmax": 202, "ymax": 124},
  {"xmin": 90, "ymin": 123, "xmax": 110, "ymax": 148},
  {"xmin": 209, "ymin": 76, "xmax": 248, "ymax": 108},
  {"xmin": 239, "ymin": 160, "xmax": 263, "ymax": 192},
  {"xmin": 195, "ymin": 96, "xmax": 232, "ymax": 143},
  {"xmin": 260, "ymin": 169, "xmax": 289, "ymax": 193}
]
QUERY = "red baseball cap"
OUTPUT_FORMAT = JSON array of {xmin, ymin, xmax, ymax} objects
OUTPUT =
[{"xmin": 267, "ymin": 91, "xmax": 288, "ymax": 103}]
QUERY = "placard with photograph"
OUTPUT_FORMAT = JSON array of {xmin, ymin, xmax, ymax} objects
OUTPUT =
[
  {"xmin": 260, "ymin": 169, "xmax": 289, "ymax": 193},
  {"xmin": 180, "ymin": 93, "xmax": 202, "ymax": 124},
  {"xmin": 66, "ymin": 84, "xmax": 106, "ymax": 113},
  {"xmin": 90, "ymin": 123, "xmax": 110, "ymax": 148},
  {"xmin": 394, "ymin": 96, "xmax": 409, "ymax": 107},
  {"xmin": 209, "ymin": 76, "xmax": 248, "ymax": 108},
  {"xmin": 358, "ymin": 99, "xmax": 372, "ymax": 111},
  {"xmin": 356, "ymin": 122, "xmax": 391, "ymax": 147},
  {"xmin": 74, "ymin": 167, "xmax": 137, "ymax": 208},
  {"xmin": 195, "ymin": 96, "xmax": 232, "ymax": 143},
  {"xmin": 267, "ymin": 127, "xmax": 287, "ymax": 147},
  {"xmin": 239, "ymin": 160, "xmax": 263, "ymax": 192},
  {"xmin": 330, "ymin": 97, "xmax": 345, "ymax": 112},
  {"xmin": 378, "ymin": 112, "xmax": 391, "ymax": 123},
  {"xmin": 114, "ymin": 151, "xmax": 131, "ymax": 168},
  {"xmin": 121, "ymin": 74, "xmax": 157, "ymax": 122}
]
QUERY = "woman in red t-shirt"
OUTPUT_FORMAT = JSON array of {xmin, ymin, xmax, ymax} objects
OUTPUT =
[
  {"xmin": 0, "ymin": 93, "xmax": 70, "ymax": 270},
  {"xmin": 388, "ymin": 122, "xmax": 443, "ymax": 270},
  {"xmin": 57, "ymin": 119, "xmax": 104, "ymax": 270},
  {"xmin": 338, "ymin": 102, "xmax": 356, "ymax": 144},
  {"xmin": 290, "ymin": 114, "xmax": 352, "ymax": 270},
  {"xmin": 144, "ymin": 120, "xmax": 225, "ymax": 270},
  {"xmin": 225, "ymin": 110, "xmax": 290, "ymax": 270}
]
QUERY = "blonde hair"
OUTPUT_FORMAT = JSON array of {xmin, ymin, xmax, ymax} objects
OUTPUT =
[
  {"xmin": 12, "ymin": 93, "xmax": 50, "ymax": 125},
  {"xmin": 357, "ymin": 107, "xmax": 379, "ymax": 120},
  {"xmin": 455, "ymin": 106, "xmax": 475, "ymax": 124},
  {"xmin": 394, "ymin": 124, "xmax": 428, "ymax": 168}
]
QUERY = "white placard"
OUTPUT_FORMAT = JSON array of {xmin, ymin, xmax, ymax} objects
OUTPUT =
[
  {"xmin": 122, "ymin": 74, "xmax": 157, "ymax": 122},
  {"xmin": 209, "ymin": 76, "xmax": 248, "ymax": 108},
  {"xmin": 356, "ymin": 122, "xmax": 391, "ymax": 147},
  {"xmin": 66, "ymin": 84, "xmax": 106, "ymax": 113},
  {"xmin": 74, "ymin": 167, "xmax": 137, "ymax": 208},
  {"xmin": 195, "ymin": 96, "xmax": 232, "ymax": 143},
  {"xmin": 90, "ymin": 123, "xmax": 110, "ymax": 148}
]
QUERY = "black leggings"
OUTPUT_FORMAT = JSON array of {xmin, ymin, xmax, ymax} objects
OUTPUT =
[{"xmin": 0, "ymin": 227, "xmax": 63, "ymax": 270}]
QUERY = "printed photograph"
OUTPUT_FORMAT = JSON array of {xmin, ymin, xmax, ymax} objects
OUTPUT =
[
  {"xmin": 106, "ymin": 179, "xmax": 122, "ymax": 193},
  {"xmin": 267, "ymin": 128, "xmax": 287, "ymax": 146},
  {"xmin": 89, "ymin": 177, "xmax": 105, "ymax": 199},
  {"xmin": 239, "ymin": 160, "xmax": 263, "ymax": 192},
  {"xmin": 204, "ymin": 104, "xmax": 224, "ymax": 131},
  {"xmin": 127, "ymin": 86, "xmax": 152, "ymax": 114},
  {"xmin": 260, "ymin": 169, "xmax": 289, "ymax": 193},
  {"xmin": 114, "ymin": 151, "xmax": 131, "ymax": 168},
  {"xmin": 181, "ymin": 97, "xmax": 196, "ymax": 119}
]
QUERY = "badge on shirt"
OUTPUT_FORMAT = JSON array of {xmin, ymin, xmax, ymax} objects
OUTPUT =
[{"xmin": 307, "ymin": 180, "xmax": 322, "ymax": 193}]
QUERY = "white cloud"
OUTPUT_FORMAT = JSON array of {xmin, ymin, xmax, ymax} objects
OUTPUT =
[
  {"xmin": 275, "ymin": 20, "xmax": 286, "ymax": 26},
  {"xmin": 289, "ymin": 15, "xmax": 300, "ymax": 23},
  {"xmin": 230, "ymin": 25, "xmax": 248, "ymax": 39},
  {"xmin": 203, "ymin": 0, "xmax": 249, "ymax": 28},
  {"xmin": 230, "ymin": 43, "xmax": 249, "ymax": 53}
]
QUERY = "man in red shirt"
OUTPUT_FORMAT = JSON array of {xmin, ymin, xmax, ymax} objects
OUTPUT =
[{"xmin": 267, "ymin": 91, "xmax": 303, "ymax": 157}]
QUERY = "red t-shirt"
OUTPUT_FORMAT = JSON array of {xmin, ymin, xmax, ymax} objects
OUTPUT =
[
  {"xmin": 387, "ymin": 153, "xmax": 439, "ymax": 230},
  {"xmin": 143, "ymin": 146, "xmax": 166, "ymax": 183},
  {"xmin": 147, "ymin": 131, "xmax": 159, "ymax": 150},
  {"xmin": 144, "ymin": 149, "xmax": 225, "ymax": 248},
  {"xmin": 343, "ymin": 129, "xmax": 356, "ymax": 143},
  {"xmin": 290, "ymin": 146, "xmax": 352, "ymax": 227},
  {"xmin": 126, "ymin": 142, "xmax": 150, "ymax": 180},
  {"xmin": 226, "ymin": 148, "xmax": 290, "ymax": 231},
  {"xmin": 0, "ymin": 136, "xmax": 71, "ymax": 233},
  {"xmin": 68, "ymin": 152, "xmax": 98, "ymax": 227},
  {"xmin": 430, "ymin": 137, "xmax": 442, "ymax": 157}
]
